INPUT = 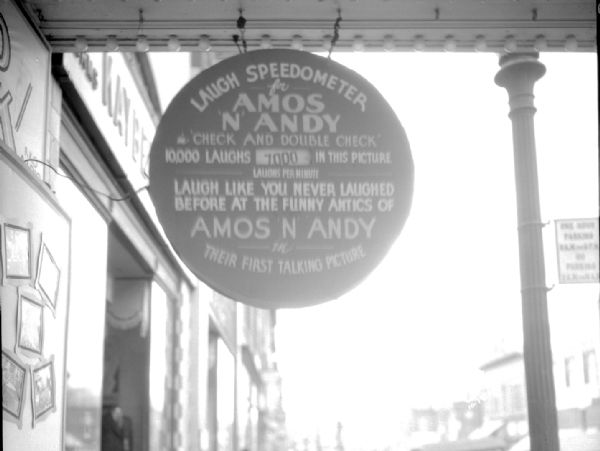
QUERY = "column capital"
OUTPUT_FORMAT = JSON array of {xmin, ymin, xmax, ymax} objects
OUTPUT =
[
  {"xmin": 495, "ymin": 52, "xmax": 546, "ymax": 114},
  {"xmin": 495, "ymin": 52, "xmax": 546, "ymax": 95}
]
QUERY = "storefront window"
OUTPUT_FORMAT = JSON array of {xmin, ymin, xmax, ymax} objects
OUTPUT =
[
  {"xmin": 237, "ymin": 361, "xmax": 261, "ymax": 451},
  {"xmin": 238, "ymin": 365, "xmax": 251, "ymax": 451},
  {"xmin": 149, "ymin": 281, "xmax": 174, "ymax": 451},
  {"xmin": 583, "ymin": 350, "xmax": 598, "ymax": 386},
  {"xmin": 56, "ymin": 177, "xmax": 108, "ymax": 451},
  {"xmin": 217, "ymin": 337, "xmax": 235, "ymax": 451}
]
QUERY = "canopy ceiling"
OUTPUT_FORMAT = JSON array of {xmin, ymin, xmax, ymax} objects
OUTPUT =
[{"xmin": 23, "ymin": 0, "xmax": 596, "ymax": 53}]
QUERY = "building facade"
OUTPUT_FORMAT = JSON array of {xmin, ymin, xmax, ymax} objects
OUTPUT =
[
  {"xmin": 479, "ymin": 296, "xmax": 600, "ymax": 437},
  {"xmin": 1, "ymin": 2, "xmax": 283, "ymax": 451}
]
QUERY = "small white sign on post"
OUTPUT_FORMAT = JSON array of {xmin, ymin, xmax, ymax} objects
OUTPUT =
[{"xmin": 555, "ymin": 218, "xmax": 599, "ymax": 284}]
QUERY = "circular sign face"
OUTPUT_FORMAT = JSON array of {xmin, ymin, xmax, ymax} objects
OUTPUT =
[{"xmin": 149, "ymin": 49, "xmax": 413, "ymax": 308}]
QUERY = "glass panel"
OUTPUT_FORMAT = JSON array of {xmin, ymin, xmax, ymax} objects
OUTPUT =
[
  {"xmin": 56, "ymin": 177, "xmax": 108, "ymax": 451},
  {"xmin": 237, "ymin": 365, "xmax": 251, "ymax": 451},
  {"xmin": 583, "ymin": 350, "xmax": 598, "ymax": 386},
  {"xmin": 565, "ymin": 357, "xmax": 575, "ymax": 388},
  {"xmin": 217, "ymin": 338, "xmax": 235, "ymax": 451},
  {"xmin": 148, "ymin": 282, "xmax": 173, "ymax": 451},
  {"xmin": 207, "ymin": 333, "xmax": 218, "ymax": 451}
]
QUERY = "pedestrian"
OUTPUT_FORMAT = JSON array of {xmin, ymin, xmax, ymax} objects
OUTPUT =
[
  {"xmin": 123, "ymin": 412, "xmax": 133, "ymax": 451},
  {"xmin": 102, "ymin": 404, "xmax": 128, "ymax": 451}
]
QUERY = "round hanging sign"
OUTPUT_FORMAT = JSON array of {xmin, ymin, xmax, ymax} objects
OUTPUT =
[{"xmin": 149, "ymin": 49, "xmax": 413, "ymax": 308}]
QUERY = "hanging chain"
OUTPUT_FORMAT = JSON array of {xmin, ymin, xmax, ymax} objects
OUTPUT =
[
  {"xmin": 233, "ymin": 9, "xmax": 247, "ymax": 53},
  {"xmin": 138, "ymin": 8, "xmax": 144, "ymax": 34},
  {"xmin": 328, "ymin": 9, "xmax": 342, "ymax": 59}
]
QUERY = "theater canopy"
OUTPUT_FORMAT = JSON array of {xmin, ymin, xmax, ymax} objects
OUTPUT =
[{"xmin": 22, "ymin": 0, "xmax": 596, "ymax": 53}]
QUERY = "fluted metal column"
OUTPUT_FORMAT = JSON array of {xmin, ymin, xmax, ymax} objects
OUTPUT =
[{"xmin": 495, "ymin": 52, "xmax": 559, "ymax": 451}]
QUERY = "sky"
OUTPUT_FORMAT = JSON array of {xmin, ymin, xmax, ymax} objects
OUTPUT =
[
  {"xmin": 150, "ymin": 51, "xmax": 599, "ymax": 448},
  {"xmin": 273, "ymin": 52, "xmax": 599, "ymax": 447}
]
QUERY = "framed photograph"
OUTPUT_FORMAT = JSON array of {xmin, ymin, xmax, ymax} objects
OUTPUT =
[
  {"xmin": 35, "ymin": 239, "xmax": 61, "ymax": 314},
  {"xmin": 2, "ymin": 348, "xmax": 27, "ymax": 427},
  {"xmin": 0, "ymin": 222, "xmax": 4, "ymax": 287},
  {"xmin": 16, "ymin": 288, "xmax": 44, "ymax": 357},
  {"xmin": 31, "ymin": 356, "xmax": 56, "ymax": 426},
  {"xmin": 3, "ymin": 223, "xmax": 31, "ymax": 279}
]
